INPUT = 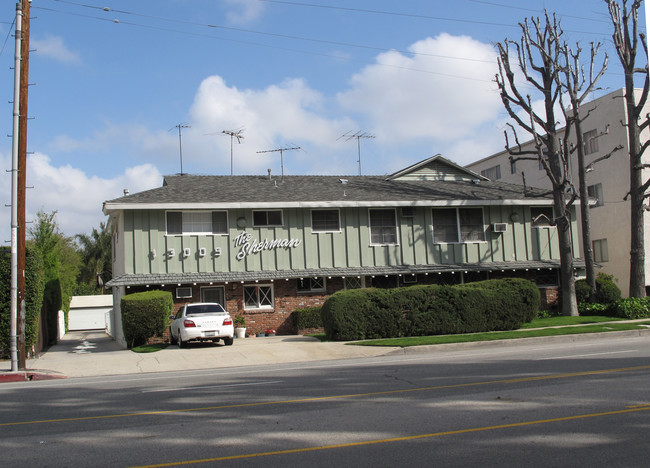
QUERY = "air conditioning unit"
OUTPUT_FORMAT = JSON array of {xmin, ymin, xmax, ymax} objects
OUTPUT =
[{"xmin": 492, "ymin": 223, "xmax": 507, "ymax": 233}]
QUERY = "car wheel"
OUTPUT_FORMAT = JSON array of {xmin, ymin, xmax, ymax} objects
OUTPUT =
[
  {"xmin": 169, "ymin": 328, "xmax": 176, "ymax": 345},
  {"xmin": 178, "ymin": 333, "xmax": 184, "ymax": 348},
  {"xmin": 223, "ymin": 336, "xmax": 233, "ymax": 346}
]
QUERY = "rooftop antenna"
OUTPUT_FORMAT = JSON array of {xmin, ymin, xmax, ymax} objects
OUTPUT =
[
  {"xmin": 171, "ymin": 123, "xmax": 190, "ymax": 175},
  {"xmin": 222, "ymin": 128, "xmax": 245, "ymax": 176},
  {"xmin": 338, "ymin": 131, "xmax": 375, "ymax": 175},
  {"xmin": 257, "ymin": 146, "xmax": 301, "ymax": 182}
]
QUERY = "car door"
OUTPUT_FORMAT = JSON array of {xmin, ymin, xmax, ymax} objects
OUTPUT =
[{"xmin": 171, "ymin": 306, "xmax": 185, "ymax": 339}]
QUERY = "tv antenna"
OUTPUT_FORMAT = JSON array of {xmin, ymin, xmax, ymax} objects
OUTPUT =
[
  {"xmin": 222, "ymin": 128, "xmax": 245, "ymax": 176},
  {"xmin": 257, "ymin": 146, "xmax": 301, "ymax": 181},
  {"xmin": 171, "ymin": 123, "xmax": 191, "ymax": 175},
  {"xmin": 338, "ymin": 131, "xmax": 375, "ymax": 175}
]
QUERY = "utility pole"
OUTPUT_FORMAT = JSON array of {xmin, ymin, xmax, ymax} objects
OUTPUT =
[
  {"xmin": 171, "ymin": 123, "xmax": 190, "ymax": 175},
  {"xmin": 17, "ymin": 0, "xmax": 31, "ymax": 370},
  {"xmin": 9, "ymin": 1, "xmax": 23, "ymax": 372},
  {"xmin": 222, "ymin": 129, "xmax": 244, "ymax": 176},
  {"xmin": 256, "ymin": 146, "xmax": 300, "ymax": 182},
  {"xmin": 339, "ymin": 131, "xmax": 375, "ymax": 175}
]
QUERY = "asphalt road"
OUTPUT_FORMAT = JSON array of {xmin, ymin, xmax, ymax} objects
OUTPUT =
[{"xmin": 1, "ymin": 334, "xmax": 649, "ymax": 467}]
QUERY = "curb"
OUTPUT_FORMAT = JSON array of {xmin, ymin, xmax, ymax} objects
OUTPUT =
[
  {"xmin": 383, "ymin": 328, "xmax": 650, "ymax": 355},
  {"xmin": 0, "ymin": 371, "xmax": 67, "ymax": 383}
]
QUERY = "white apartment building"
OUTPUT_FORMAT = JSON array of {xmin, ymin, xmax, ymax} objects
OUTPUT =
[{"xmin": 467, "ymin": 88, "xmax": 650, "ymax": 297}]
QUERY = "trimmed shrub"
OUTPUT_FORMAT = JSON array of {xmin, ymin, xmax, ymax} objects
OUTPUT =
[
  {"xmin": 321, "ymin": 279, "xmax": 540, "ymax": 341},
  {"xmin": 121, "ymin": 290, "xmax": 173, "ymax": 348},
  {"xmin": 575, "ymin": 273, "xmax": 621, "ymax": 304},
  {"xmin": 607, "ymin": 297, "xmax": 650, "ymax": 319},
  {"xmin": 292, "ymin": 306, "xmax": 322, "ymax": 330},
  {"xmin": 575, "ymin": 279, "xmax": 591, "ymax": 303},
  {"xmin": 595, "ymin": 273, "xmax": 621, "ymax": 304},
  {"xmin": 0, "ymin": 247, "xmax": 45, "ymax": 358}
]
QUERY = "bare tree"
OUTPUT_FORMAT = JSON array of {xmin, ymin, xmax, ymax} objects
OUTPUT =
[
  {"xmin": 560, "ymin": 42, "xmax": 609, "ymax": 302},
  {"xmin": 496, "ymin": 13, "xmax": 579, "ymax": 315},
  {"xmin": 605, "ymin": 0, "xmax": 650, "ymax": 298}
]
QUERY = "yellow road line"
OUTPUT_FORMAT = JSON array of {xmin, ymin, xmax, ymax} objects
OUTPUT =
[
  {"xmin": 1, "ymin": 364, "xmax": 649, "ymax": 427},
  {"xmin": 132, "ymin": 404, "xmax": 650, "ymax": 467}
]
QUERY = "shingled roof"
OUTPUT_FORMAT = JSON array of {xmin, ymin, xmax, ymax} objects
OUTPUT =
[{"xmin": 103, "ymin": 156, "xmax": 551, "ymax": 212}]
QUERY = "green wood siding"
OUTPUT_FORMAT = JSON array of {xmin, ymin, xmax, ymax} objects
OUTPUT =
[{"xmin": 120, "ymin": 205, "xmax": 575, "ymax": 275}]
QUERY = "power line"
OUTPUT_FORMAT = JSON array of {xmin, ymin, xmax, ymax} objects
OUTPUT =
[{"xmin": 42, "ymin": 2, "xmax": 497, "ymax": 65}]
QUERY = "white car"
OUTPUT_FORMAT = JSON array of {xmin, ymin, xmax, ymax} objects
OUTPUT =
[{"xmin": 169, "ymin": 303, "xmax": 234, "ymax": 347}]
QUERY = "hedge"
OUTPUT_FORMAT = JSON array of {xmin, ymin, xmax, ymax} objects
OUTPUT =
[
  {"xmin": 121, "ymin": 290, "xmax": 173, "ymax": 348},
  {"xmin": 0, "ymin": 247, "xmax": 45, "ymax": 358},
  {"xmin": 292, "ymin": 306, "xmax": 323, "ymax": 329},
  {"xmin": 575, "ymin": 273, "xmax": 621, "ymax": 304},
  {"xmin": 321, "ymin": 278, "xmax": 540, "ymax": 341}
]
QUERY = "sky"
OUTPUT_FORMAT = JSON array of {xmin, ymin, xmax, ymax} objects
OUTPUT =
[{"xmin": 0, "ymin": 0, "xmax": 646, "ymax": 239}]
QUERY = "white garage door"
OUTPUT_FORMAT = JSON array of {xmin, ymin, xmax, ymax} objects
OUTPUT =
[{"xmin": 68, "ymin": 307, "xmax": 110, "ymax": 331}]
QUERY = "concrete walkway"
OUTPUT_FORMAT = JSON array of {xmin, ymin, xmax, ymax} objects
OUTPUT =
[{"xmin": 1, "ymin": 330, "xmax": 395, "ymax": 380}]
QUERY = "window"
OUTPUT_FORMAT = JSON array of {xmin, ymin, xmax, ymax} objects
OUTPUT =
[
  {"xmin": 297, "ymin": 277, "xmax": 326, "ymax": 292},
  {"xmin": 253, "ymin": 210, "xmax": 283, "ymax": 227},
  {"xmin": 531, "ymin": 207, "xmax": 553, "ymax": 227},
  {"xmin": 175, "ymin": 287, "xmax": 192, "ymax": 299},
  {"xmin": 480, "ymin": 165, "xmax": 501, "ymax": 180},
  {"xmin": 344, "ymin": 277, "xmax": 365, "ymax": 289},
  {"xmin": 432, "ymin": 208, "xmax": 485, "ymax": 243},
  {"xmin": 201, "ymin": 286, "xmax": 225, "ymax": 305},
  {"xmin": 166, "ymin": 211, "xmax": 228, "ymax": 235},
  {"xmin": 510, "ymin": 159, "xmax": 516, "ymax": 174},
  {"xmin": 311, "ymin": 210, "xmax": 340, "ymax": 232},
  {"xmin": 244, "ymin": 285, "xmax": 274, "ymax": 309},
  {"xmin": 583, "ymin": 129, "xmax": 599, "ymax": 155},
  {"xmin": 539, "ymin": 149, "xmax": 549, "ymax": 171},
  {"xmin": 587, "ymin": 183, "xmax": 604, "ymax": 207},
  {"xmin": 593, "ymin": 239, "xmax": 609, "ymax": 263},
  {"xmin": 369, "ymin": 209, "xmax": 398, "ymax": 244}
]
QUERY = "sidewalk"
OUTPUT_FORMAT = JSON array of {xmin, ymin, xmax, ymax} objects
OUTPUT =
[{"xmin": 0, "ymin": 330, "xmax": 395, "ymax": 381}]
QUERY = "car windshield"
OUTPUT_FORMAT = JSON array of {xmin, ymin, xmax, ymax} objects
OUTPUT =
[{"xmin": 185, "ymin": 304, "xmax": 226, "ymax": 315}]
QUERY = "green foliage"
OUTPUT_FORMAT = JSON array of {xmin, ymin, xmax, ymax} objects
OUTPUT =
[
  {"xmin": 292, "ymin": 306, "xmax": 322, "ymax": 329},
  {"xmin": 234, "ymin": 315, "xmax": 246, "ymax": 327},
  {"xmin": 594, "ymin": 273, "xmax": 621, "ymax": 304},
  {"xmin": 0, "ymin": 247, "xmax": 45, "ymax": 358},
  {"xmin": 43, "ymin": 279, "xmax": 62, "ymax": 346},
  {"xmin": 575, "ymin": 273, "xmax": 621, "ymax": 304},
  {"xmin": 578, "ymin": 302, "xmax": 611, "ymax": 316},
  {"xmin": 321, "ymin": 279, "xmax": 540, "ymax": 341},
  {"xmin": 607, "ymin": 297, "xmax": 650, "ymax": 319},
  {"xmin": 76, "ymin": 222, "xmax": 112, "ymax": 292},
  {"xmin": 28, "ymin": 210, "xmax": 80, "ymax": 325},
  {"xmin": 121, "ymin": 290, "xmax": 173, "ymax": 348},
  {"xmin": 574, "ymin": 279, "xmax": 591, "ymax": 303}
]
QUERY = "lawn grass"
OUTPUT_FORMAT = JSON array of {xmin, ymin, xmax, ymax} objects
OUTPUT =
[
  {"xmin": 348, "ymin": 317, "xmax": 650, "ymax": 347},
  {"xmin": 131, "ymin": 343, "xmax": 168, "ymax": 353},
  {"xmin": 522, "ymin": 315, "xmax": 625, "ymax": 329}
]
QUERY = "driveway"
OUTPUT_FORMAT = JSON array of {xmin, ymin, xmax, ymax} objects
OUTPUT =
[{"xmin": 14, "ymin": 330, "xmax": 395, "ymax": 378}]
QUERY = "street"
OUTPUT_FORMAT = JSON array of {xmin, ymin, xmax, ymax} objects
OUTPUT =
[{"xmin": 1, "ymin": 334, "xmax": 649, "ymax": 467}]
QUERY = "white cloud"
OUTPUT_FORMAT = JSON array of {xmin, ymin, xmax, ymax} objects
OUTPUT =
[
  {"xmin": 32, "ymin": 34, "xmax": 80, "ymax": 64},
  {"xmin": 223, "ymin": 0, "xmax": 266, "ymax": 24},
  {"xmin": 187, "ymin": 75, "xmax": 356, "ymax": 174},
  {"xmin": 0, "ymin": 152, "xmax": 161, "ymax": 239},
  {"xmin": 337, "ymin": 34, "xmax": 501, "ymax": 145}
]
